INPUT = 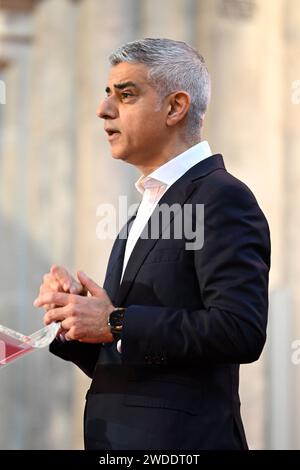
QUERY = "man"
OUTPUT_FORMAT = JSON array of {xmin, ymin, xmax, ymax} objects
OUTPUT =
[{"xmin": 34, "ymin": 38, "xmax": 270, "ymax": 450}]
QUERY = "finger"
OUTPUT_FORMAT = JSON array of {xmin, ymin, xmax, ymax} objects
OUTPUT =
[
  {"xmin": 64, "ymin": 326, "xmax": 77, "ymax": 341},
  {"xmin": 39, "ymin": 284, "xmax": 61, "ymax": 298},
  {"xmin": 36, "ymin": 285, "xmax": 58, "ymax": 311},
  {"xmin": 44, "ymin": 303, "xmax": 56, "ymax": 312},
  {"xmin": 44, "ymin": 306, "xmax": 69, "ymax": 325},
  {"xmin": 70, "ymin": 280, "xmax": 86, "ymax": 295},
  {"xmin": 60, "ymin": 317, "xmax": 74, "ymax": 331},
  {"xmin": 38, "ymin": 285, "xmax": 55, "ymax": 310},
  {"xmin": 42, "ymin": 273, "xmax": 61, "ymax": 292},
  {"xmin": 34, "ymin": 291, "xmax": 72, "ymax": 308},
  {"xmin": 51, "ymin": 265, "xmax": 73, "ymax": 292},
  {"xmin": 51, "ymin": 265, "xmax": 85, "ymax": 295},
  {"xmin": 57, "ymin": 325, "xmax": 65, "ymax": 335},
  {"xmin": 77, "ymin": 271, "xmax": 104, "ymax": 297},
  {"xmin": 57, "ymin": 325, "xmax": 70, "ymax": 342}
]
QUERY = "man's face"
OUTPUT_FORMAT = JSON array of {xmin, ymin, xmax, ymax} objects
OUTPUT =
[{"xmin": 97, "ymin": 62, "xmax": 170, "ymax": 166}]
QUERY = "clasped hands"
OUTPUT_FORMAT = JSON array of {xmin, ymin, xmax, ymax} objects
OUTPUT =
[{"xmin": 33, "ymin": 265, "xmax": 114, "ymax": 343}]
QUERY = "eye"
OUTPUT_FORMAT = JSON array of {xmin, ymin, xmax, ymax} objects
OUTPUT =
[{"xmin": 121, "ymin": 92, "xmax": 132, "ymax": 99}]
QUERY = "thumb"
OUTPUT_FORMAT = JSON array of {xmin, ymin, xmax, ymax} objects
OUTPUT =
[{"xmin": 77, "ymin": 271, "xmax": 103, "ymax": 296}]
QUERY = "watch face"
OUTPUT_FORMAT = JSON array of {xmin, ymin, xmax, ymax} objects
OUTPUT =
[
  {"xmin": 109, "ymin": 309, "xmax": 125, "ymax": 341},
  {"xmin": 110, "ymin": 310, "xmax": 124, "ymax": 327}
]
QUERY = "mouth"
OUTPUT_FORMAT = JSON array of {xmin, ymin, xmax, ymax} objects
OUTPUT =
[{"xmin": 105, "ymin": 128, "xmax": 121, "ymax": 141}]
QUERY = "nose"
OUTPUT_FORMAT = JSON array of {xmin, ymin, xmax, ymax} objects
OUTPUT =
[{"xmin": 96, "ymin": 97, "xmax": 118, "ymax": 120}]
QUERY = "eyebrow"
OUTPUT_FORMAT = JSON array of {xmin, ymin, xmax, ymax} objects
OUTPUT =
[{"xmin": 105, "ymin": 81, "xmax": 138, "ymax": 94}]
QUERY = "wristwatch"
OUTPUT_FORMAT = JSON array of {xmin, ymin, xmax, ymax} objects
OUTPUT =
[{"xmin": 108, "ymin": 307, "xmax": 126, "ymax": 341}]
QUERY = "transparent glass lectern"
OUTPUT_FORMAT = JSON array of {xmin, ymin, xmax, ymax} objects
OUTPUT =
[{"xmin": 0, "ymin": 322, "xmax": 60, "ymax": 368}]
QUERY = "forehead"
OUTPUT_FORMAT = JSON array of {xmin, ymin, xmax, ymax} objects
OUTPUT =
[{"xmin": 107, "ymin": 62, "xmax": 151, "ymax": 87}]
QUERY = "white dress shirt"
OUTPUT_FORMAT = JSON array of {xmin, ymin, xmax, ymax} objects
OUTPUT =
[{"xmin": 120, "ymin": 140, "xmax": 212, "ymax": 281}]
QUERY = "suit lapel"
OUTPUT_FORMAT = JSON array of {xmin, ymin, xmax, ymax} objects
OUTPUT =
[
  {"xmin": 103, "ymin": 214, "xmax": 135, "ymax": 303},
  {"xmin": 116, "ymin": 154, "xmax": 225, "ymax": 306}
]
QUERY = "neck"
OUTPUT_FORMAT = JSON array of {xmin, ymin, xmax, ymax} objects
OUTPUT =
[{"xmin": 136, "ymin": 135, "xmax": 201, "ymax": 177}]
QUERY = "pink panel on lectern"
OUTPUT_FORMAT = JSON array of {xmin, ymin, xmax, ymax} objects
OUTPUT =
[{"xmin": 0, "ymin": 323, "xmax": 60, "ymax": 368}]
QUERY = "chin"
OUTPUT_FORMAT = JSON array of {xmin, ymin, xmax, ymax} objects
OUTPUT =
[
  {"xmin": 111, "ymin": 153, "xmax": 127, "ymax": 161},
  {"xmin": 111, "ymin": 151, "xmax": 129, "ymax": 162}
]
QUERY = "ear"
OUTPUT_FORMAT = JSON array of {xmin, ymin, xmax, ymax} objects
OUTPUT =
[{"xmin": 166, "ymin": 91, "xmax": 191, "ymax": 128}]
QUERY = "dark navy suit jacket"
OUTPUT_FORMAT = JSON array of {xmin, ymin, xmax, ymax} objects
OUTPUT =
[{"xmin": 50, "ymin": 154, "xmax": 270, "ymax": 450}]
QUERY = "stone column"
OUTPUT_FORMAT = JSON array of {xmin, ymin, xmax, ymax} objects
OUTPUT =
[
  {"xmin": 0, "ymin": 1, "xmax": 39, "ymax": 449},
  {"xmin": 74, "ymin": 0, "xmax": 141, "ymax": 283},
  {"xmin": 196, "ymin": 0, "xmax": 285, "ymax": 449},
  {"xmin": 0, "ymin": 0, "xmax": 79, "ymax": 449},
  {"xmin": 140, "ymin": 0, "xmax": 197, "ymax": 43},
  {"xmin": 25, "ymin": 0, "xmax": 79, "ymax": 449},
  {"xmin": 72, "ymin": 0, "xmax": 141, "ymax": 448},
  {"xmin": 284, "ymin": 0, "xmax": 300, "ymax": 449}
]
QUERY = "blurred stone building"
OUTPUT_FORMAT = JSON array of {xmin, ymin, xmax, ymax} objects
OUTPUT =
[{"xmin": 0, "ymin": 0, "xmax": 299, "ymax": 449}]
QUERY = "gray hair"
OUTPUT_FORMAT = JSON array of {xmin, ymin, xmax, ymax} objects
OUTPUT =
[{"xmin": 109, "ymin": 38, "xmax": 211, "ymax": 138}]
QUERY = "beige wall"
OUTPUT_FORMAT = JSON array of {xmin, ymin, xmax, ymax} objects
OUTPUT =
[{"xmin": 0, "ymin": 0, "xmax": 299, "ymax": 449}]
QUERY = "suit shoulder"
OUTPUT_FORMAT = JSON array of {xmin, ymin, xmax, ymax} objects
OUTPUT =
[
  {"xmin": 194, "ymin": 167, "xmax": 260, "ymax": 205},
  {"xmin": 192, "ymin": 167, "xmax": 270, "ymax": 228}
]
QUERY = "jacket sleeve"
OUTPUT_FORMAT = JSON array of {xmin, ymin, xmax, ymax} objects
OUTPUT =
[
  {"xmin": 121, "ymin": 181, "xmax": 271, "ymax": 367},
  {"xmin": 49, "ymin": 338, "xmax": 101, "ymax": 378}
]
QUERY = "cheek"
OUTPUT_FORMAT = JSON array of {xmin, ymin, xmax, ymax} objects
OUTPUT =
[
  {"xmin": 120, "ymin": 108, "xmax": 165, "ymax": 146},
  {"xmin": 138, "ymin": 113, "xmax": 164, "ymax": 136},
  {"xmin": 120, "ymin": 118, "xmax": 142, "ymax": 144}
]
